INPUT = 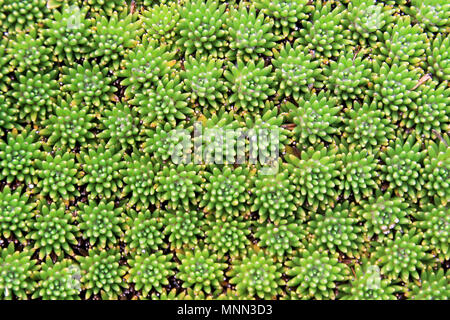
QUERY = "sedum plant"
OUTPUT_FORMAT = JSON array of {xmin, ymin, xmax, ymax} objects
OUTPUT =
[
  {"xmin": 282, "ymin": 92, "xmax": 341, "ymax": 146},
  {"xmin": 200, "ymin": 165, "xmax": 253, "ymax": 218},
  {"xmin": 0, "ymin": 128, "xmax": 41, "ymax": 185},
  {"xmin": 61, "ymin": 60, "xmax": 117, "ymax": 108},
  {"xmin": 121, "ymin": 153, "xmax": 157, "ymax": 210},
  {"xmin": 33, "ymin": 259, "xmax": 81, "ymax": 300},
  {"xmin": 0, "ymin": 243, "xmax": 36, "ymax": 299},
  {"xmin": 119, "ymin": 38, "xmax": 176, "ymax": 97},
  {"xmin": 78, "ymin": 200, "xmax": 124, "ymax": 249},
  {"xmin": 380, "ymin": 136, "xmax": 426, "ymax": 201},
  {"xmin": 413, "ymin": 204, "xmax": 449, "ymax": 261},
  {"xmin": 142, "ymin": 3, "xmax": 180, "ymax": 48},
  {"xmin": 308, "ymin": 202, "xmax": 366, "ymax": 257},
  {"xmin": 36, "ymin": 151, "xmax": 80, "ymax": 201},
  {"xmin": 43, "ymin": 5, "xmax": 92, "ymax": 62},
  {"xmin": 372, "ymin": 229, "xmax": 434, "ymax": 282},
  {"xmin": 78, "ymin": 146, "xmax": 124, "ymax": 199},
  {"xmin": 177, "ymin": 248, "xmax": 227, "ymax": 294},
  {"xmin": 254, "ymin": 0, "xmax": 312, "ymax": 38},
  {"xmin": 324, "ymin": 52, "xmax": 371, "ymax": 101},
  {"xmin": 10, "ymin": 70, "xmax": 59, "ymax": 121},
  {"xmin": 130, "ymin": 75, "xmax": 192, "ymax": 127},
  {"xmin": 183, "ymin": 56, "xmax": 227, "ymax": 110},
  {"xmin": 127, "ymin": 252, "xmax": 176, "ymax": 296},
  {"xmin": 405, "ymin": 0, "xmax": 450, "ymax": 33},
  {"xmin": 224, "ymin": 59, "xmax": 276, "ymax": 112},
  {"xmin": 78, "ymin": 249, "xmax": 127, "ymax": 300},
  {"xmin": 0, "ymin": 186, "xmax": 35, "ymax": 242},
  {"xmin": 228, "ymin": 250, "xmax": 283, "ymax": 299},
  {"xmin": 407, "ymin": 268, "xmax": 450, "ymax": 300},
  {"xmin": 8, "ymin": 28, "xmax": 52, "ymax": 73},
  {"xmin": 28, "ymin": 203, "xmax": 79, "ymax": 259},
  {"xmin": 156, "ymin": 163, "xmax": 204, "ymax": 209},
  {"xmin": 272, "ymin": 42, "xmax": 322, "ymax": 99},
  {"xmin": 0, "ymin": 0, "xmax": 49, "ymax": 32},
  {"xmin": 427, "ymin": 34, "xmax": 449, "ymax": 81},
  {"xmin": 123, "ymin": 209, "xmax": 164, "ymax": 254},
  {"xmin": 205, "ymin": 216, "xmax": 250, "ymax": 258},
  {"xmin": 0, "ymin": 39, "xmax": 12, "ymax": 92},
  {"xmin": 176, "ymin": 0, "xmax": 227, "ymax": 57},
  {"xmin": 227, "ymin": 4, "xmax": 279, "ymax": 61},
  {"xmin": 358, "ymin": 191, "xmax": 411, "ymax": 240},
  {"xmin": 286, "ymin": 247, "xmax": 350, "ymax": 300},
  {"xmin": 40, "ymin": 98, "xmax": 95, "ymax": 149},
  {"xmin": 84, "ymin": 0, "xmax": 127, "ymax": 17},
  {"xmin": 0, "ymin": 95, "xmax": 17, "ymax": 136},
  {"xmin": 162, "ymin": 209, "xmax": 205, "ymax": 249},
  {"xmin": 285, "ymin": 144, "xmax": 341, "ymax": 210}
]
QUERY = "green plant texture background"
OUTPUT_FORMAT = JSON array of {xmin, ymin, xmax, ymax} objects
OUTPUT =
[{"xmin": 0, "ymin": 0, "xmax": 449, "ymax": 300}]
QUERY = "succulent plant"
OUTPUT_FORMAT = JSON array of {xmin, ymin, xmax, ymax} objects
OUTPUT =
[
  {"xmin": 227, "ymin": 4, "xmax": 279, "ymax": 61},
  {"xmin": 427, "ymin": 34, "xmax": 449, "ymax": 81},
  {"xmin": 119, "ymin": 38, "xmax": 176, "ymax": 98},
  {"xmin": 61, "ymin": 60, "xmax": 117, "ymax": 108},
  {"xmin": 405, "ymin": 0, "xmax": 450, "ymax": 33},
  {"xmin": 8, "ymin": 28, "xmax": 52, "ymax": 73},
  {"xmin": 407, "ymin": 268, "xmax": 450, "ymax": 300},
  {"xmin": 176, "ymin": 0, "xmax": 227, "ymax": 57},
  {"xmin": 342, "ymin": 98, "xmax": 396, "ymax": 151},
  {"xmin": 131, "ymin": 75, "xmax": 192, "ymax": 127},
  {"xmin": 340, "ymin": 259, "xmax": 402, "ymax": 300},
  {"xmin": 285, "ymin": 144, "xmax": 341, "ymax": 210},
  {"xmin": 0, "ymin": 94, "xmax": 18, "ymax": 137},
  {"xmin": 251, "ymin": 171, "xmax": 299, "ymax": 224},
  {"xmin": 255, "ymin": 220, "xmax": 305, "ymax": 258},
  {"xmin": 40, "ymin": 98, "xmax": 95, "ymax": 149},
  {"xmin": 294, "ymin": 0, "xmax": 352, "ymax": 60},
  {"xmin": 371, "ymin": 61, "xmax": 421, "ymax": 122},
  {"xmin": 308, "ymin": 202, "xmax": 366, "ymax": 257},
  {"xmin": 379, "ymin": 16, "xmax": 428, "ymax": 66},
  {"xmin": 156, "ymin": 163, "xmax": 204, "ymax": 209},
  {"xmin": 405, "ymin": 81, "xmax": 449, "ymax": 139},
  {"xmin": 205, "ymin": 216, "xmax": 250, "ymax": 258},
  {"xmin": 254, "ymin": 0, "xmax": 312, "ymax": 38},
  {"xmin": 78, "ymin": 146, "xmax": 124, "ymax": 199},
  {"xmin": 0, "ymin": 39, "xmax": 13, "ymax": 92},
  {"xmin": 10, "ymin": 70, "xmax": 59, "ymax": 122},
  {"xmin": 0, "ymin": 0, "xmax": 50, "ymax": 32},
  {"xmin": 43, "ymin": 5, "xmax": 92, "ymax": 62},
  {"xmin": 336, "ymin": 141, "xmax": 379, "ymax": 202},
  {"xmin": 84, "ymin": 0, "xmax": 127, "ymax": 17},
  {"xmin": 286, "ymin": 247, "xmax": 350, "ymax": 300},
  {"xmin": 28, "ymin": 203, "xmax": 78, "ymax": 258},
  {"xmin": 162, "ymin": 209, "xmax": 205, "ymax": 249},
  {"xmin": 324, "ymin": 52, "xmax": 371, "ymax": 101},
  {"xmin": 97, "ymin": 102, "xmax": 142, "ymax": 149},
  {"xmin": 283, "ymin": 91, "xmax": 341, "ymax": 146},
  {"xmin": 414, "ymin": 204, "xmax": 449, "ymax": 261},
  {"xmin": 78, "ymin": 249, "xmax": 127, "ymax": 300},
  {"xmin": 123, "ymin": 209, "xmax": 164, "ymax": 254},
  {"xmin": 142, "ymin": 3, "xmax": 180, "ymax": 48},
  {"xmin": 78, "ymin": 200, "xmax": 124, "ymax": 248},
  {"xmin": 200, "ymin": 165, "xmax": 253, "ymax": 218},
  {"xmin": 0, "ymin": 128, "xmax": 41, "ymax": 185},
  {"xmin": 422, "ymin": 134, "xmax": 449, "ymax": 205},
  {"xmin": 127, "ymin": 252, "xmax": 176, "ymax": 296},
  {"xmin": 380, "ymin": 136, "xmax": 427, "ymax": 201},
  {"xmin": 0, "ymin": 243, "xmax": 36, "ymax": 299},
  {"xmin": 33, "ymin": 259, "xmax": 81, "ymax": 300},
  {"xmin": 0, "ymin": 186, "xmax": 35, "ymax": 242},
  {"xmin": 89, "ymin": 10, "xmax": 142, "ymax": 69},
  {"xmin": 121, "ymin": 153, "xmax": 157, "ymax": 210},
  {"xmin": 372, "ymin": 229, "xmax": 434, "ymax": 282},
  {"xmin": 36, "ymin": 151, "xmax": 80, "ymax": 201},
  {"xmin": 224, "ymin": 59, "xmax": 276, "ymax": 112},
  {"xmin": 228, "ymin": 250, "xmax": 283, "ymax": 299},
  {"xmin": 358, "ymin": 191, "xmax": 411, "ymax": 240},
  {"xmin": 182, "ymin": 56, "xmax": 227, "ymax": 110},
  {"xmin": 177, "ymin": 248, "xmax": 227, "ymax": 294},
  {"xmin": 272, "ymin": 42, "xmax": 322, "ymax": 99}
]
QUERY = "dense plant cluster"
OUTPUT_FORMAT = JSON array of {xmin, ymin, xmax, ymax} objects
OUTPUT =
[{"xmin": 0, "ymin": 0, "xmax": 448, "ymax": 301}]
